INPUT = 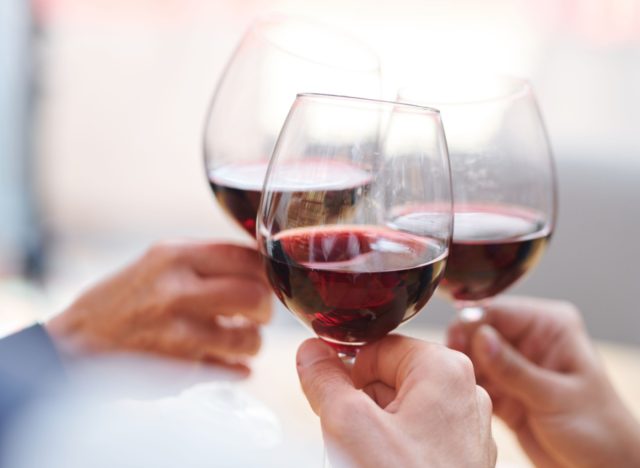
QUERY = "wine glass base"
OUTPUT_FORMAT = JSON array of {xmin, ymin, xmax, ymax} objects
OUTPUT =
[{"xmin": 320, "ymin": 338, "xmax": 360, "ymax": 363}]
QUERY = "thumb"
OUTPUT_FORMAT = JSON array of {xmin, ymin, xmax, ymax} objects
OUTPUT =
[
  {"xmin": 296, "ymin": 339, "xmax": 358, "ymax": 416},
  {"xmin": 472, "ymin": 325, "xmax": 559, "ymax": 409}
]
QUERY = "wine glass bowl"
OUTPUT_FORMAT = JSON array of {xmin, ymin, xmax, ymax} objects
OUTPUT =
[
  {"xmin": 398, "ymin": 76, "xmax": 556, "ymax": 320},
  {"xmin": 203, "ymin": 16, "xmax": 381, "ymax": 237},
  {"xmin": 257, "ymin": 94, "xmax": 453, "ymax": 356}
]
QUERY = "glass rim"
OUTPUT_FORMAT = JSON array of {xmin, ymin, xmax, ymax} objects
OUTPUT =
[
  {"xmin": 398, "ymin": 74, "xmax": 532, "ymax": 106},
  {"xmin": 295, "ymin": 92, "xmax": 442, "ymax": 115},
  {"xmin": 244, "ymin": 14, "xmax": 381, "ymax": 73}
]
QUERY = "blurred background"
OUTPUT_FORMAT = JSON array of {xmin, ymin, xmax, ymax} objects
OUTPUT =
[{"xmin": 1, "ymin": 0, "xmax": 639, "ymax": 343}]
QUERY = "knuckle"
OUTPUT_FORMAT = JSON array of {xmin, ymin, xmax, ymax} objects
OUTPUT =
[
  {"xmin": 146, "ymin": 242, "xmax": 182, "ymax": 264},
  {"xmin": 311, "ymin": 372, "xmax": 342, "ymax": 396},
  {"xmin": 559, "ymin": 301, "xmax": 583, "ymax": 326},
  {"xmin": 159, "ymin": 278, "xmax": 194, "ymax": 315},
  {"xmin": 475, "ymin": 385, "xmax": 493, "ymax": 414},
  {"xmin": 447, "ymin": 350, "xmax": 475, "ymax": 382},
  {"xmin": 395, "ymin": 337, "xmax": 436, "ymax": 365}
]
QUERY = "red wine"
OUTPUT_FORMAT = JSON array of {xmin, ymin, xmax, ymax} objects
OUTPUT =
[
  {"xmin": 209, "ymin": 161, "xmax": 371, "ymax": 237},
  {"xmin": 439, "ymin": 207, "xmax": 551, "ymax": 302},
  {"xmin": 208, "ymin": 163, "xmax": 266, "ymax": 236},
  {"xmin": 264, "ymin": 226, "xmax": 447, "ymax": 350}
]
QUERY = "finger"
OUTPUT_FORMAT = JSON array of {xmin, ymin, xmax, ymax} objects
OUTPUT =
[
  {"xmin": 202, "ymin": 321, "xmax": 262, "ymax": 358},
  {"xmin": 475, "ymin": 386, "xmax": 497, "ymax": 467},
  {"xmin": 200, "ymin": 356, "xmax": 251, "ymax": 378},
  {"xmin": 476, "ymin": 378, "xmax": 503, "ymax": 401},
  {"xmin": 296, "ymin": 339, "xmax": 361, "ymax": 416},
  {"xmin": 352, "ymin": 334, "xmax": 448, "ymax": 393},
  {"xmin": 471, "ymin": 324, "xmax": 563, "ymax": 409},
  {"xmin": 480, "ymin": 384, "xmax": 526, "ymax": 432},
  {"xmin": 492, "ymin": 396, "xmax": 526, "ymax": 431},
  {"xmin": 127, "ymin": 319, "xmax": 262, "ymax": 361},
  {"xmin": 179, "ymin": 243, "xmax": 269, "ymax": 282},
  {"xmin": 447, "ymin": 295, "xmax": 569, "ymax": 348},
  {"xmin": 446, "ymin": 295, "xmax": 540, "ymax": 352},
  {"xmin": 446, "ymin": 321, "xmax": 469, "ymax": 353},
  {"xmin": 447, "ymin": 321, "xmax": 486, "ymax": 382},
  {"xmin": 483, "ymin": 295, "xmax": 578, "ymax": 342},
  {"xmin": 361, "ymin": 382, "xmax": 396, "ymax": 409},
  {"xmin": 174, "ymin": 276, "xmax": 272, "ymax": 324}
]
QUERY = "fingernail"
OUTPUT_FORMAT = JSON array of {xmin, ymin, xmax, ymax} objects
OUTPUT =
[
  {"xmin": 479, "ymin": 325, "xmax": 500, "ymax": 359},
  {"xmin": 296, "ymin": 339, "xmax": 334, "ymax": 369}
]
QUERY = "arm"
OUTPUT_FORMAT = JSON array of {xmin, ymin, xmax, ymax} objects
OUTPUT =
[
  {"xmin": 0, "ymin": 324, "xmax": 65, "ymax": 442},
  {"xmin": 1, "ymin": 240, "xmax": 272, "ymax": 451},
  {"xmin": 296, "ymin": 335, "xmax": 496, "ymax": 468}
]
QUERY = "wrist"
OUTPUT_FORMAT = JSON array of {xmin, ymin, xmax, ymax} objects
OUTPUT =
[
  {"xmin": 588, "ymin": 391, "xmax": 640, "ymax": 468},
  {"xmin": 611, "ymin": 404, "xmax": 640, "ymax": 467},
  {"xmin": 44, "ymin": 307, "xmax": 93, "ymax": 362}
]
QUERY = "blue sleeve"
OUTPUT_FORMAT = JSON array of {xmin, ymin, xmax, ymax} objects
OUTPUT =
[{"xmin": 0, "ymin": 324, "xmax": 66, "ymax": 440}]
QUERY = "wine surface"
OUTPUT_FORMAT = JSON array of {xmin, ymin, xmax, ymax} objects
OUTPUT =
[
  {"xmin": 439, "ymin": 208, "xmax": 551, "ymax": 302},
  {"xmin": 209, "ymin": 161, "xmax": 371, "ymax": 237}
]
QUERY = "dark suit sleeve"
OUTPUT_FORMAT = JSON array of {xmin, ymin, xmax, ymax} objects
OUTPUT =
[{"xmin": 0, "ymin": 324, "xmax": 66, "ymax": 441}]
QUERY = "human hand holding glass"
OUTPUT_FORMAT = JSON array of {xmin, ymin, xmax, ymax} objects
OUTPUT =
[
  {"xmin": 296, "ymin": 335, "xmax": 496, "ymax": 467},
  {"xmin": 447, "ymin": 296, "xmax": 640, "ymax": 467}
]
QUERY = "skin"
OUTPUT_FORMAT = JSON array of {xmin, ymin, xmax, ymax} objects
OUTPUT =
[
  {"xmin": 46, "ymin": 241, "xmax": 272, "ymax": 367},
  {"xmin": 296, "ymin": 335, "xmax": 497, "ymax": 468},
  {"xmin": 448, "ymin": 296, "xmax": 640, "ymax": 468}
]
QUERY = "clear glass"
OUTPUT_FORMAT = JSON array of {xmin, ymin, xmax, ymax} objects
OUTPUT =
[
  {"xmin": 257, "ymin": 93, "xmax": 453, "ymax": 359},
  {"xmin": 398, "ymin": 76, "xmax": 557, "ymax": 321},
  {"xmin": 203, "ymin": 15, "xmax": 382, "ymax": 237}
]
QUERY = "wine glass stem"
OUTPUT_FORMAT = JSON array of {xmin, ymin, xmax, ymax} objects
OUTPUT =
[
  {"xmin": 337, "ymin": 351, "xmax": 356, "ymax": 367},
  {"xmin": 456, "ymin": 303, "xmax": 486, "ymax": 322},
  {"xmin": 453, "ymin": 303, "xmax": 487, "ymax": 354},
  {"xmin": 323, "ymin": 449, "xmax": 332, "ymax": 468}
]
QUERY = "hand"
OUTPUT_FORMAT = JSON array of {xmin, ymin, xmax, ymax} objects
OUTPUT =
[
  {"xmin": 296, "ymin": 335, "xmax": 496, "ymax": 468},
  {"xmin": 46, "ymin": 241, "xmax": 272, "ymax": 365},
  {"xmin": 448, "ymin": 296, "xmax": 640, "ymax": 468}
]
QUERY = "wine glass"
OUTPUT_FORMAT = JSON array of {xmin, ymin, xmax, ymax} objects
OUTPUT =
[
  {"xmin": 203, "ymin": 15, "xmax": 381, "ymax": 238},
  {"xmin": 257, "ymin": 93, "xmax": 453, "ymax": 360},
  {"xmin": 398, "ymin": 76, "xmax": 557, "ymax": 321}
]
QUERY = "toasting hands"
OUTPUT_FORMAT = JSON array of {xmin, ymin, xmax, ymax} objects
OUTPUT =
[
  {"xmin": 448, "ymin": 296, "xmax": 640, "ymax": 468},
  {"xmin": 296, "ymin": 335, "xmax": 496, "ymax": 468},
  {"xmin": 46, "ymin": 242, "xmax": 272, "ymax": 365}
]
